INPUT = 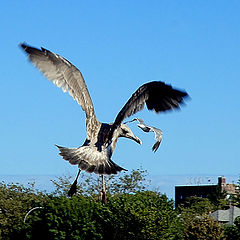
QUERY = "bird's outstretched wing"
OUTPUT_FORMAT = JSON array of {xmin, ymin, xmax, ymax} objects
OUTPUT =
[
  {"xmin": 110, "ymin": 81, "xmax": 188, "ymax": 139},
  {"xmin": 150, "ymin": 126, "xmax": 163, "ymax": 152},
  {"xmin": 20, "ymin": 43, "xmax": 100, "ymax": 140},
  {"xmin": 125, "ymin": 118, "xmax": 163, "ymax": 152}
]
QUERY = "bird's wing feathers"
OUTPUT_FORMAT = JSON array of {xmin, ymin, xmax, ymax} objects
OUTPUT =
[
  {"xmin": 150, "ymin": 126, "xmax": 163, "ymax": 152},
  {"xmin": 113, "ymin": 81, "xmax": 188, "ymax": 127},
  {"xmin": 20, "ymin": 43, "xmax": 100, "ymax": 140},
  {"xmin": 110, "ymin": 82, "xmax": 188, "ymax": 140},
  {"xmin": 129, "ymin": 118, "xmax": 163, "ymax": 152}
]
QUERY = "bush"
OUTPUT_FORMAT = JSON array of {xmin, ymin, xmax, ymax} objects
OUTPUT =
[
  {"xmin": 104, "ymin": 192, "xmax": 182, "ymax": 240},
  {"xmin": 224, "ymin": 216, "xmax": 240, "ymax": 240},
  {"xmin": 0, "ymin": 182, "xmax": 47, "ymax": 240},
  {"xmin": 179, "ymin": 197, "xmax": 225, "ymax": 240},
  {"xmin": 19, "ymin": 191, "xmax": 181, "ymax": 240}
]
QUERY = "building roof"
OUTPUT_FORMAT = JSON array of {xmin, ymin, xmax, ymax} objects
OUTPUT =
[{"xmin": 210, "ymin": 206, "xmax": 240, "ymax": 225}]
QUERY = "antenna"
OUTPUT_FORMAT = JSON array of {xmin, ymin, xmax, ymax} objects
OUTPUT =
[
  {"xmin": 194, "ymin": 177, "xmax": 197, "ymax": 185},
  {"xmin": 197, "ymin": 177, "xmax": 201, "ymax": 185}
]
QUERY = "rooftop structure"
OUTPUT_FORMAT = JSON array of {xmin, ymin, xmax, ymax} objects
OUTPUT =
[
  {"xmin": 175, "ymin": 176, "xmax": 238, "ymax": 207},
  {"xmin": 210, "ymin": 206, "xmax": 240, "ymax": 225}
]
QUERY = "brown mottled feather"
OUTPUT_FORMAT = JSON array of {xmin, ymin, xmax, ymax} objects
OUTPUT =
[
  {"xmin": 20, "ymin": 43, "xmax": 100, "ymax": 140},
  {"xmin": 21, "ymin": 43, "xmax": 188, "ymax": 176}
]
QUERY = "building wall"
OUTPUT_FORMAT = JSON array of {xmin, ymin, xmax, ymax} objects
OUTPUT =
[
  {"xmin": 175, "ymin": 177, "xmax": 237, "ymax": 207},
  {"xmin": 175, "ymin": 185, "xmax": 218, "ymax": 207}
]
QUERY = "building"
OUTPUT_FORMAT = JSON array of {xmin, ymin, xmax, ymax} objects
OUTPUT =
[
  {"xmin": 210, "ymin": 206, "xmax": 240, "ymax": 225},
  {"xmin": 175, "ymin": 176, "xmax": 237, "ymax": 207}
]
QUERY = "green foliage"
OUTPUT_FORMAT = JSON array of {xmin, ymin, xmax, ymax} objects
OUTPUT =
[
  {"xmin": 104, "ymin": 192, "xmax": 182, "ymax": 240},
  {"xmin": 0, "ymin": 169, "xmax": 181, "ymax": 240},
  {"xmin": 51, "ymin": 167, "xmax": 150, "ymax": 197},
  {"xmin": 181, "ymin": 214, "xmax": 225, "ymax": 240},
  {"xmin": 179, "ymin": 196, "xmax": 214, "ymax": 215},
  {"xmin": 26, "ymin": 196, "xmax": 104, "ymax": 240},
  {"xmin": 1, "ymin": 171, "xmax": 240, "ymax": 239},
  {"xmin": 21, "ymin": 191, "xmax": 181, "ymax": 240},
  {"xmin": 107, "ymin": 168, "xmax": 150, "ymax": 195},
  {"xmin": 0, "ymin": 181, "xmax": 47, "ymax": 240},
  {"xmin": 208, "ymin": 187, "xmax": 228, "ymax": 210},
  {"xmin": 179, "ymin": 197, "xmax": 225, "ymax": 240},
  {"xmin": 51, "ymin": 172, "xmax": 100, "ymax": 197},
  {"xmin": 224, "ymin": 216, "xmax": 240, "ymax": 240},
  {"xmin": 232, "ymin": 176, "xmax": 240, "ymax": 207}
]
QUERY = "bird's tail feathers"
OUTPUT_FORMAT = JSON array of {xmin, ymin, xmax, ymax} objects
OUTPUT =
[{"xmin": 56, "ymin": 145, "xmax": 126, "ymax": 175}]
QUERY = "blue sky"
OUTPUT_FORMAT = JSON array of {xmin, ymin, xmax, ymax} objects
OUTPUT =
[{"xmin": 1, "ymin": 1, "xmax": 240, "ymax": 179}]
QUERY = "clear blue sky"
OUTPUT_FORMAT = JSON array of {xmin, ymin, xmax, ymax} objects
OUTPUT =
[{"xmin": 1, "ymin": 1, "xmax": 240, "ymax": 177}]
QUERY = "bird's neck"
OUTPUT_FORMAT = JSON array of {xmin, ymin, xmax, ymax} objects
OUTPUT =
[{"xmin": 109, "ymin": 131, "xmax": 120, "ymax": 154}]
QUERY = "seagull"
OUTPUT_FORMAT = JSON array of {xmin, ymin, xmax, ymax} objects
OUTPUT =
[
  {"xmin": 20, "ymin": 43, "xmax": 188, "ymax": 177},
  {"xmin": 125, "ymin": 118, "xmax": 163, "ymax": 152}
]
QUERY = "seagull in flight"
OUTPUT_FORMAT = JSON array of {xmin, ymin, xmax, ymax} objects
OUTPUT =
[
  {"xmin": 20, "ymin": 43, "xmax": 189, "ymax": 176},
  {"xmin": 125, "ymin": 118, "xmax": 163, "ymax": 152}
]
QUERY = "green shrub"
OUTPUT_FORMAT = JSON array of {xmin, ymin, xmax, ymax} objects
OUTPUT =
[
  {"xmin": 0, "ymin": 182, "xmax": 47, "ymax": 240},
  {"xmin": 19, "ymin": 192, "xmax": 181, "ymax": 240}
]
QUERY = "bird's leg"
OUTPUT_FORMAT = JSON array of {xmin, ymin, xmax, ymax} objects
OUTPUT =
[
  {"xmin": 68, "ymin": 169, "xmax": 81, "ymax": 197},
  {"xmin": 98, "ymin": 174, "xmax": 107, "ymax": 204},
  {"xmin": 102, "ymin": 174, "xmax": 106, "ymax": 203}
]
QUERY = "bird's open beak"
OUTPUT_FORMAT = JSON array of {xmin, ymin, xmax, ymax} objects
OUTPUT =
[
  {"xmin": 127, "ymin": 134, "xmax": 142, "ymax": 145},
  {"xmin": 135, "ymin": 137, "xmax": 142, "ymax": 145}
]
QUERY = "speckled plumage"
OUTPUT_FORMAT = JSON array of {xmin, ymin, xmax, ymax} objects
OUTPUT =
[
  {"xmin": 21, "ymin": 43, "xmax": 188, "ymax": 175},
  {"xmin": 125, "ymin": 118, "xmax": 163, "ymax": 152}
]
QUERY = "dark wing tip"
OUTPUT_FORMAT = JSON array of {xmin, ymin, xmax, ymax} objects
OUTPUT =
[
  {"xmin": 152, "ymin": 141, "xmax": 160, "ymax": 152},
  {"xmin": 19, "ymin": 42, "xmax": 35, "ymax": 53},
  {"xmin": 55, "ymin": 144, "xmax": 62, "ymax": 149},
  {"xmin": 19, "ymin": 42, "xmax": 47, "ymax": 56},
  {"xmin": 19, "ymin": 42, "xmax": 27, "ymax": 49},
  {"xmin": 145, "ymin": 81, "xmax": 189, "ymax": 113}
]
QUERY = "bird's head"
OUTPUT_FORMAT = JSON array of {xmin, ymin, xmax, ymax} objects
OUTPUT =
[{"xmin": 119, "ymin": 124, "xmax": 142, "ymax": 145}]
